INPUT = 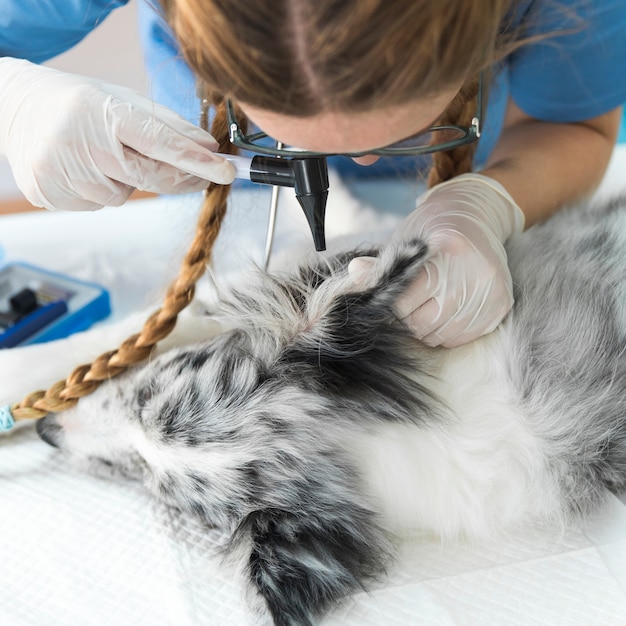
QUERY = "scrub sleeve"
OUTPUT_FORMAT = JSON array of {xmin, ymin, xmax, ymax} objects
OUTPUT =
[
  {"xmin": 477, "ymin": 0, "xmax": 626, "ymax": 164},
  {"xmin": 0, "ymin": 0, "xmax": 129, "ymax": 62}
]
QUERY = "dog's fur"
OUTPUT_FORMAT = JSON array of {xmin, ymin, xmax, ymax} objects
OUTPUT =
[{"xmin": 35, "ymin": 195, "xmax": 626, "ymax": 625}]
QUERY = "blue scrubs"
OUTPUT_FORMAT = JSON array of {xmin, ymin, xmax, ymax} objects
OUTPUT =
[
  {"xmin": 2, "ymin": 0, "xmax": 625, "ymax": 175},
  {"xmin": 0, "ymin": 1, "xmax": 129, "ymax": 62}
]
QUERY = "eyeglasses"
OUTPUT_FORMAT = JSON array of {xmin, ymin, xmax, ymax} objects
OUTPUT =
[{"xmin": 226, "ymin": 72, "xmax": 484, "ymax": 158}]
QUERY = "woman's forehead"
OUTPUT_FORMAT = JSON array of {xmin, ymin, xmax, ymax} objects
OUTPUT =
[{"xmin": 238, "ymin": 86, "xmax": 460, "ymax": 153}]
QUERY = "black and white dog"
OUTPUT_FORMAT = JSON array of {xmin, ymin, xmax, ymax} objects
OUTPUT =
[{"xmin": 34, "ymin": 195, "xmax": 626, "ymax": 625}]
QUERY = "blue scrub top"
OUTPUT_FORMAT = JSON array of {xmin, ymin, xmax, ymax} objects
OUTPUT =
[
  {"xmin": 2, "ymin": 0, "xmax": 626, "ymax": 176},
  {"xmin": 0, "ymin": 1, "xmax": 129, "ymax": 62}
]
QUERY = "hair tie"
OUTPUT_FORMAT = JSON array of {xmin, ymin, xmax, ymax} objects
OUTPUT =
[{"xmin": 0, "ymin": 405, "xmax": 15, "ymax": 432}]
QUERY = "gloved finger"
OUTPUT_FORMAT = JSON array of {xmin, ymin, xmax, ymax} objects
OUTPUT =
[
  {"xmin": 394, "ymin": 263, "xmax": 439, "ymax": 319},
  {"xmin": 420, "ymin": 317, "xmax": 472, "ymax": 348},
  {"xmin": 32, "ymin": 194, "xmax": 107, "ymax": 213},
  {"xmin": 421, "ymin": 318, "xmax": 485, "ymax": 348},
  {"xmin": 401, "ymin": 274, "xmax": 473, "ymax": 345},
  {"xmin": 401, "ymin": 297, "xmax": 446, "ymax": 343},
  {"xmin": 111, "ymin": 102, "xmax": 235, "ymax": 184},
  {"xmin": 97, "ymin": 145, "xmax": 216, "ymax": 195},
  {"xmin": 418, "ymin": 288, "xmax": 512, "ymax": 348},
  {"xmin": 149, "ymin": 101, "xmax": 220, "ymax": 149},
  {"xmin": 63, "ymin": 177, "xmax": 134, "ymax": 210},
  {"xmin": 34, "ymin": 175, "xmax": 134, "ymax": 211},
  {"xmin": 103, "ymin": 83, "xmax": 221, "ymax": 151},
  {"xmin": 412, "ymin": 315, "xmax": 472, "ymax": 348}
]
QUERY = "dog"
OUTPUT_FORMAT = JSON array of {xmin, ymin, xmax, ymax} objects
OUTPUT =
[{"xmin": 33, "ymin": 194, "xmax": 626, "ymax": 626}]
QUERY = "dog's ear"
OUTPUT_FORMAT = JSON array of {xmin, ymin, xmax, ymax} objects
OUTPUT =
[
  {"xmin": 281, "ymin": 238, "xmax": 437, "ymax": 421},
  {"xmin": 287, "ymin": 237, "xmax": 430, "ymax": 350},
  {"xmin": 230, "ymin": 506, "xmax": 389, "ymax": 626},
  {"xmin": 297, "ymin": 238, "xmax": 429, "ymax": 319}
]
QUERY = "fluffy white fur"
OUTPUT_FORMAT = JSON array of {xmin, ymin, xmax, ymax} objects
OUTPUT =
[{"xmin": 4, "ymin": 193, "xmax": 626, "ymax": 625}]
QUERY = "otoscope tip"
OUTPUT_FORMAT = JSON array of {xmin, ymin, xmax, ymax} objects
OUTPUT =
[{"xmin": 297, "ymin": 192, "xmax": 328, "ymax": 251}]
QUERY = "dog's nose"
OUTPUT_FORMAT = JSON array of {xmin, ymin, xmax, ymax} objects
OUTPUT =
[{"xmin": 36, "ymin": 415, "xmax": 62, "ymax": 448}]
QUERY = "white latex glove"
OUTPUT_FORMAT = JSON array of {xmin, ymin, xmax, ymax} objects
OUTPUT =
[
  {"xmin": 0, "ymin": 57, "xmax": 235, "ymax": 211},
  {"xmin": 349, "ymin": 173, "xmax": 525, "ymax": 347}
]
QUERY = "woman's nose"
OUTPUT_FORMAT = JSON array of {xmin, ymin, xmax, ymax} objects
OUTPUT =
[{"xmin": 351, "ymin": 155, "xmax": 380, "ymax": 166}]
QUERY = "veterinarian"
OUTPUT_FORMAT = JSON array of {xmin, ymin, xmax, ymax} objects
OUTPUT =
[{"xmin": 1, "ymin": 0, "xmax": 625, "ymax": 348}]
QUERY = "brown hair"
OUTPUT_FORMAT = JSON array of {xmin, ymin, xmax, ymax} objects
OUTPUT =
[
  {"xmin": 11, "ymin": 0, "xmax": 521, "ymax": 421},
  {"xmin": 166, "ymin": 0, "xmax": 517, "ymax": 111}
]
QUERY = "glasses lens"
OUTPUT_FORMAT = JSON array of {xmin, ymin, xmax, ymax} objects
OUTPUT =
[
  {"xmin": 231, "ymin": 105, "xmax": 472, "ymax": 158},
  {"xmin": 386, "ymin": 127, "xmax": 467, "ymax": 151}
]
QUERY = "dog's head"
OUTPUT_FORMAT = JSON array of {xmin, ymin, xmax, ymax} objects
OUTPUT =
[{"xmin": 36, "ymin": 239, "xmax": 437, "ymax": 624}]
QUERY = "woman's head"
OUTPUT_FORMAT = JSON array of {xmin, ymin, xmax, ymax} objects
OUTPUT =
[
  {"xmin": 162, "ymin": 0, "xmax": 513, "ymax": 115},
  {"xmin": 161, "ymin": 0, "xmax": 517, "ymax": 169}
]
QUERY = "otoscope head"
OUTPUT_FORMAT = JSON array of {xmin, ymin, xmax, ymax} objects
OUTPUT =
[
  {"xmin": 249, "ymin": 155, "xmax": 330, "ymax": 251},
  {"xmin": 291, "ymin": 158, "xmax": 329, "ymax": 251}
]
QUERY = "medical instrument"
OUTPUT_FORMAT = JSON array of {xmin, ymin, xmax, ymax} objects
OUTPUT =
[
  {"xmin": 261, "ymin": 141, "xmax": 284, "ymax": 270},
  {"xmin": 218, "ymin": 152, "xmax": 329, "ymax": 254}
]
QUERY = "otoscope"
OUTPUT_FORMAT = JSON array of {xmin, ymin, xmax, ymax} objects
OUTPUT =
[{"xmin": 217, "ymin": 152, "xmax": 329, "ymax": 254}]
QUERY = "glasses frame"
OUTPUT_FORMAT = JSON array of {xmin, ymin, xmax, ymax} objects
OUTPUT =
[{"xmin": 226, "ymin": 72, "xmax": 484, "ymax": 158}]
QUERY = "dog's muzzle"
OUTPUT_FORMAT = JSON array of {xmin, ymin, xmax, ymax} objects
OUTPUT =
[{"xmin": 36, "ymin": 415, "xmax": 62, "ymax": 448}]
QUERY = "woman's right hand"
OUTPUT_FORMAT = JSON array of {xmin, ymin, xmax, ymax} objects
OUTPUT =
[{"xmin": 0, "ymin": 57, "xmax": 235, "ymax": 211}]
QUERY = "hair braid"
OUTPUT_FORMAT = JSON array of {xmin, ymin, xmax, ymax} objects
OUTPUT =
[
  {"xmin": 10, "ymin": 98, "xmax": 237, "ymax": 423},
  {"xmin": 427, "ymin": 76, "xmax": 481, "ymax": 188}
]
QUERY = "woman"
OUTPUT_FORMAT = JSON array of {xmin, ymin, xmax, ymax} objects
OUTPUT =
[{"xmin": 0, "ymin": 0, "xmax": 625, "ymax": 353}]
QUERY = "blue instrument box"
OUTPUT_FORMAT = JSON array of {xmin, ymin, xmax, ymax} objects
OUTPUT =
[{"xmin": 0, "ymin": 259, "xmax": 111, "ymax": 349}]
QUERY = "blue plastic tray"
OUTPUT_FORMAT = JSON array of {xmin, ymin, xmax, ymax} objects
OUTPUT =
[{"xmin": 0, "ymin": 262, "xmax": 111, "ymax": 348}]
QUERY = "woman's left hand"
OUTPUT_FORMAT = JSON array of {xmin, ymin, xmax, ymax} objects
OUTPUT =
[{"xmin": 349, "ymin": 173, "xmax": 525, "ymax": 347}]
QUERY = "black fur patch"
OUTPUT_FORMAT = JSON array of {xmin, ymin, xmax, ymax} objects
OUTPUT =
[{"xmin": 234, "ymin": 503, "xmax": 388, "ymax": 626}]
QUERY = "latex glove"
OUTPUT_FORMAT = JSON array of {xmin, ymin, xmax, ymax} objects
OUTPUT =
[
  {"xmin": 0, "ymin": 57, "xmax": 235, "ymax": 211},
  {"xmin": 349, "ymin": 173, "xmax": 525, "ymax": 347}
]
